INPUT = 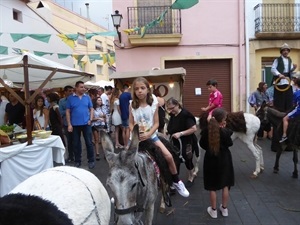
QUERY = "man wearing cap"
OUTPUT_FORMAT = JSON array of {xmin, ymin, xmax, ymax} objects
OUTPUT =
[{"xmin": 271, "ymin": 43, "xmax": 297, "ymax": 112}]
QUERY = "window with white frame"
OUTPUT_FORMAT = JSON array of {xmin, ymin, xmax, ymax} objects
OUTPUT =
[
  {"xmin": 95, "ymin": 40, "xmax": 103, "ymax": 51},
  {"xmin": 77, "ymin": 33, "xmax": 87, "ymax": 46},
  {"xmin": 13, "ymin": 9, "xmax": 22, "ymax": 22},
  {"xmin": 97, "ymin": 65, "xmax": 103, "ymax": 75}
]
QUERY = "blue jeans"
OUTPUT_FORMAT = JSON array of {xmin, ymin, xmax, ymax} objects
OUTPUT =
[{"xmin": 72, "ymin": 125, "xmax": 94, "ymax": 163}]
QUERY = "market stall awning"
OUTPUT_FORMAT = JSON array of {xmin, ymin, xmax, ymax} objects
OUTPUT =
[
  {"xmin": 109, "ymin": 67, "xmax": 186, "ymax": 83},
  {"xmin": 84, "ymin": 80, "xmax": 115, "ymax": 88},
  {"xmin": 0, "ymin": 52, "xmax": 95, "ymax": 145},
  {"xmin": 0, "ymin": 52, "xmax": 94, "ymax": 89}
]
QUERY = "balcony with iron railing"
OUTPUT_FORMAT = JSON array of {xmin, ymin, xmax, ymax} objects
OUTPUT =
[
  {"xmin": 127, "ymin": 6, "xmax": 182, "ymax": 46},
  {"xmin": 254, "ymin": 3, "xmax": 300, "ymax": 39}
]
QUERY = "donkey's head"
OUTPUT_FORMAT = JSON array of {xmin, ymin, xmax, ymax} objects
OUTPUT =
[
  {"xmin": 100, "ymin": 125, "xmax": 144, "ymax": 225},
  {"xmin": 256, "ymin": 101, "xmax": 286, "ymax": 128},
  {"xmin": 255, "ymin": 101, "xmax": 268, "ymax": 124}
]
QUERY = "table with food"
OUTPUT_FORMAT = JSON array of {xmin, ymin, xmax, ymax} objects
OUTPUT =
[{"xmin": 0, "ymin": 126, "xmax": 65, "ymax": 196}]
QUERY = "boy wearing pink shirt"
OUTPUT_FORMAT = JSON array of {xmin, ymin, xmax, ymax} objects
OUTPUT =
[{"xmin": 201, "ymin": 80, "xmax": 223, "ymax": 120}]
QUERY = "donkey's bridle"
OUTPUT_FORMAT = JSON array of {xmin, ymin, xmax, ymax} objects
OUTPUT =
[{"xmin": 115, "ymin": 204, "xmax": 144, "ymax": 215}]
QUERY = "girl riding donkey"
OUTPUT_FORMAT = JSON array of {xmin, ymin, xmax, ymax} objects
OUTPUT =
[
  {"xmin": 280, "ymin": 77, "xmax": 300, "ymax": 143},
  {"xmin": 129, "ymin": 77, "xmax": 189, "ymax": 197}
]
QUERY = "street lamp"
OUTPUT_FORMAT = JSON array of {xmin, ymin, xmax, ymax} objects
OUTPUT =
[{"xmin": 111, "ymin": 10, "xmax": 123, "ymax": 43}]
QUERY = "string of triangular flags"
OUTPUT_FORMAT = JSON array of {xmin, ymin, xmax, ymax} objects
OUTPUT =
[
  {"xmin": 0, "ymin": 31, "xmax": 116, "ymax": 49},
  {"xmin": 0, "ymin": 45, "xmax": 116, "ymax": 66},
  {"xmin": 123, "ymin": 0, "xmax": 199, "ymax": 37}
]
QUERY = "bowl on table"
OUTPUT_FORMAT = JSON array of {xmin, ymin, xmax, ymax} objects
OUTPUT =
[
  {"xmin": 16, "ymin": 134, "xmax": 35, "ymax": 143},
  {"xmin": 38, "ymin": 131, "xmax": 52, "ymax": 139},
  {"xmin": 32, "ymin": 130, "xmax": 45, "ymax": 137}
]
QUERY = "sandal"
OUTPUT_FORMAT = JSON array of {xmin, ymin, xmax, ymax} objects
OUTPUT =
[
  {"xmin": 115, "ymin": 144, "xmax": 124, "ymax": 149},
  {"xmin": 96, "ymin": 154, "xmax": 100, "ymax": 161}
]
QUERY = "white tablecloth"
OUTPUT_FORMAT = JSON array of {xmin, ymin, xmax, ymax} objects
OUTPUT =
[{"xmin": 0, "ymin": 135, "xmax": 65, "ymax": 196}]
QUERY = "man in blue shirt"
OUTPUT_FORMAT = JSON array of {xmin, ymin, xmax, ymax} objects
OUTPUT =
[
  {"xmin": 59, "ymin": 85, "xmax": 74, "ymax": 163},
  {"xmin": 66, "ymin": 81, "xmax": 95, "ymax": 169},
  {"xmin": 119, "ymin": 84, "xmax": 131, "ymax": 147}
]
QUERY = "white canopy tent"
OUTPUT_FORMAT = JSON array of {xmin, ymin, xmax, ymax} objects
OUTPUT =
[
  {"xmin": 0, "ymin": 52, "xmax": 94, "ymax": 144},
  {"xmin": 0, "ymin": 52, "xmax": 93, "ymax": 90},
  {"xmin": 84, "ymin": 80, "xmax": 115, "ymax": 88}
]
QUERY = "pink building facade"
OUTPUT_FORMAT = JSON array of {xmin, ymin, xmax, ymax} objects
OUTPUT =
[{"xmin": 112, "ymin": 0, "xmax": 246, "ymax": 115}]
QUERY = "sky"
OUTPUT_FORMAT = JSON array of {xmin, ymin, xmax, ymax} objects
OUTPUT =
[{"xmin": 53, "ymin": 0, "xmax": 113, "ymax": 30}]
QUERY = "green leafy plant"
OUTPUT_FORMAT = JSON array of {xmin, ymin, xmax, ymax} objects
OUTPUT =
[{"xmin": 0, "ymin": 125, "xmax": 15, "ymax": 133}]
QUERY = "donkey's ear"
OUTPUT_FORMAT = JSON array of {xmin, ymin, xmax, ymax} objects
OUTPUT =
[
  {"xmin": 127, "ymin": 124, "xmax": 140, "ymax": 154},
  {"xmin": 100, "ymin": 130, "xmax": 117, "ymax": 167},
  {"xmin": 100, "ymin": 130, "xmax": 115, "ymax": 154}
]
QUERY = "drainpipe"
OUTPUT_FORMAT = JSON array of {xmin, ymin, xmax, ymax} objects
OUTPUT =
[
  {"xmin": 238, "ymin": 0, "xmax": 244, "ymax": 111},
  {"xmin": 245, "ymin": 1, "xmax": 250, "ymax": 113}
]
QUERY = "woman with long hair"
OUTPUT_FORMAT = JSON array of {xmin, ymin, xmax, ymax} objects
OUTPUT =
[
  {"xmin": 200, "ymin": 108, "xmax": 234, "ymax": 218},
  {"xmin": 33, "ymin": 96, "xmax": 49, "ymax": 130},
  {"xmin": 91, "ymin": 97, "xmax": 106, "ymax": 160}
]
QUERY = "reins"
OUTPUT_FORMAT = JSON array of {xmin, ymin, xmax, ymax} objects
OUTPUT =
[
  {"xmin": 135, "ymin": 162, "xmax": 145, "ymax": 187},
  {"xmin": 114, "ymin": 205, "xmax": 144, "ymax": 215}
]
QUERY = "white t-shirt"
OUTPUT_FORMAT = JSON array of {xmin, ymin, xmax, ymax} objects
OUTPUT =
[
  {"xmin": 0, "ymin": 100, "xmax": 8, "ymax": 126},
  {"xmin": 130, "ymin": 94, "xmax": 158, "ymax": 139},
  {"xmin": 101, "ymin": 93, "xmax": 110, "ymax": 114}
]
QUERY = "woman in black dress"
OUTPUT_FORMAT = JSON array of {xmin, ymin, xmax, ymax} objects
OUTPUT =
[
  {"xmin": 200, "ymin": 108, "xmax": 234, "ymax": 219},
  {"xmin": 166, "ymin": 97, "xmax": 199, "ymax": 187}
]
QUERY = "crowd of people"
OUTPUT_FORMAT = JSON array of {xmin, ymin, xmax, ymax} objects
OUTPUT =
[{"xmin": 1, "ymin": 44, "xmax": 299, "ymax": 218}]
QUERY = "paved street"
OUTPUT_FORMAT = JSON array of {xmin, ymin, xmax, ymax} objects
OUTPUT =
[{"xmin": 77, "ymin": 137, "xmax": 300, "ymax": 225}]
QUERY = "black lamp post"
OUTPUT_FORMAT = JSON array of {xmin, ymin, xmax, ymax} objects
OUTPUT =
[{"xmin": 111, "ymin": 10, "xmax": 123, "ymax": 43}]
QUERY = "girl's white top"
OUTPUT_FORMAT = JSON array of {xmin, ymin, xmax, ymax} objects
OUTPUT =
[
  {"xmin": 33, "ymin": 109, "xmax": 48, "ymax": 129},
  {"xmin": 130, "ymin": 94, "xmax": 158, "ymax": 139},
  {"xmin": 92, "ymin": 106, "xmax": 106, "ymax": 127}
]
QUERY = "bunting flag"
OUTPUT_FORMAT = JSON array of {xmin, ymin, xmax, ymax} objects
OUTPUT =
[
  {"xmin": 171, "ymin": 0, "xmax": 199, "ymax": 9},
  {"xmin": 107, "ymin": 53, "xmax": 115, "ymax": 65},
  {"xmin": 57, "ymin": 53, "xmax": 72, "ymax": 59},
  {"xmin": 10, "ymin": 33, "xmax": 51, "ymax": 43},
  {"xmin": 0, "ymin": 46, "xmax": 8, "ymax": 55},
  {"xmin": 57, "ymin": 34, "xmax": 78, "ymax": 49},
  {"xmin": 124, "ymin": 1, "xmax": 198, "ymax": 37},
  {"xmin": 123, "ymin": 27, "xmax": 140, "ymax": 35},
  {"xmin": 33, "ymin": 51, "xmax": 53, "ymax": 57},
  {"xmin": 0, "ymin": 44, "xmax": 115, "ymax": 64},
  {"xmin": 85, "ymin": 31, "xmax": 117, "ymax": 40},
  {"xmin": 88, "ymin": 54, "xmax": 102, "ymax": 63},
  {"xmin": 102, "ymin": 54, "xmax": 108, "ymax": 64}
]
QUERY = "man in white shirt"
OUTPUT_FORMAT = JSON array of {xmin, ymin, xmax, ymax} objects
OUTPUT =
[{"xmin": 271, "ymin": 43, "xmax": 297, "ymax": 112}]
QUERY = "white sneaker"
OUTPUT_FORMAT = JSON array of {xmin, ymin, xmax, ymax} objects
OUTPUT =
[
  {"xmin": 219, "ymin": 204, "xmax": 228, "ymax": 217},
  {"xmin": 173, "ymin": 180, "xmax": 190, "ymax": 197},
  {"xmin": 207, "ymin": 206, "xmax": 217, "ymax": 218}
]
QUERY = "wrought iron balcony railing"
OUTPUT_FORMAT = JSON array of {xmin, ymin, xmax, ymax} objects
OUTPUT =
[
  {"xmin": 127, "ymin": 6, "xmax": 181, "ymax": 35},
  {"xmin": 254, "ymin": 3, "xmax": 300, "ymax": 33}
]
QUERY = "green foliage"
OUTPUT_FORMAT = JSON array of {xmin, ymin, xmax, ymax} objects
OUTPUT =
[{"xmin": 0, "ymin": 125, "xmax": 15, "ymax": 133}]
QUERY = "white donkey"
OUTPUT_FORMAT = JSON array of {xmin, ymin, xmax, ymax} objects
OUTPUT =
[{"xmin": 1, "ymin": 166, "xmax": 111, "ymax": 225}]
